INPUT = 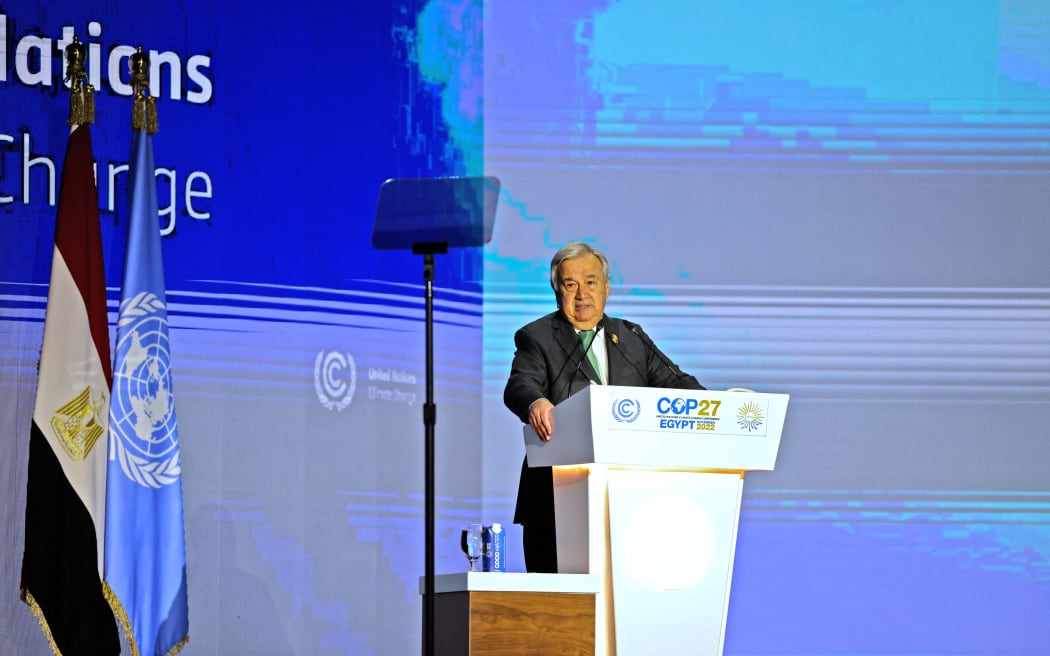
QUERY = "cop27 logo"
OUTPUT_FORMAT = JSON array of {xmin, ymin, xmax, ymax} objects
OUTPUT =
[
  {"xmin": 611, "ymin": 398, "xmax": 641, "ymax": 423},
  {"xmin": 656, "ymin": 397, "xmax": 722, "ymax": 417},
  {"xmin": 737, "ymin": 401, "xmax": 765, "ymax": 432}
]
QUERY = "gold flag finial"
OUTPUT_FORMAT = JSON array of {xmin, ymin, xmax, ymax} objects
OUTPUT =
[
  {"xmin": 64, "ymin": 36, "xmax": 95, "ymax": 126},
  {"xmin": 130, "ymin": 46, "xmax": 158, "ymax": 135}
]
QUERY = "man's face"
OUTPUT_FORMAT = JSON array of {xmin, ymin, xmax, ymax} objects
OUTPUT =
[{"xmin": 557, "ymin": 254, "xmax": 610, "ymax": 330}]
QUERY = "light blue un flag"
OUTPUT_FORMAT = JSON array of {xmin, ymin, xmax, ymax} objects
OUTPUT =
[{"xmin": 106, "ymin": 129, "xmax": 189, "ymax": 656}]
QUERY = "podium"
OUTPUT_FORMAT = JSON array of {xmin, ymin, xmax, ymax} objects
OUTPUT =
[{"xmin": 523, "ymin": 386, "xmax": 789, "ymax": 656}]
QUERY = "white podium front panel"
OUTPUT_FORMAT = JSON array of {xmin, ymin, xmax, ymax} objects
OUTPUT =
[
  {"xmin": 607, "ymin": 470, "xmax": 743, "ymax": 656},
  {"xmin": 525, "ymin": 387, "xmax": 789, "ymax": 472}
]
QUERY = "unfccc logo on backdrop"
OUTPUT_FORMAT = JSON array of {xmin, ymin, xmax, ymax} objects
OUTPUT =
[
  {"xmin": 612, "ymin": 398, "xmax": 641, "ymax": 423},
  {"xmin": 314, "ymin": 351, "xmax": 356, "ymax": 411}
]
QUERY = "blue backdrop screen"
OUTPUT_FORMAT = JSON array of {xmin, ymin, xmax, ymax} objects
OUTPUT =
[{"xmin": 2, "ymin": 2, "xmax": 1049, "ymax": 655}]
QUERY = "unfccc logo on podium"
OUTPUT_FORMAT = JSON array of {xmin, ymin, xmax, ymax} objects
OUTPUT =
[{"xmin": 611, "ymin": 398, "xmax": 641, "ymax": 423}]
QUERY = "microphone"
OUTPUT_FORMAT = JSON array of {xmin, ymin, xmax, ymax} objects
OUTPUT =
[
  {"xmin": 623, "ymin": 320, "xmax": 703, "ymax": 389},
  {"xmin": 549, "ymin": 334, "xmax": 582, "ymax": 405},
  {"xmin": 608, "ymin": 329, "xmax": 648, "ymax": 382},
  {"xmin": 557, "ymin": 318, "xmax": 604, "ymax": 401}
]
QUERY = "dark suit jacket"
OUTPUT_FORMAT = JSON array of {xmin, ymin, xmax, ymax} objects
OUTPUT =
[{"xmin": 503, "ymin": 311, "xmax": 704, "ymax": 527}]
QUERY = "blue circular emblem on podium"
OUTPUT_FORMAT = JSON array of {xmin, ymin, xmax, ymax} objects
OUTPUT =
[{"xmin": 612, "ymin": 398, "xmax": 641, "ymax": 423}]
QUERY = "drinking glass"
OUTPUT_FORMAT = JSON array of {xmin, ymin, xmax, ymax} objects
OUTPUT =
[{"xmin": 460, "ymin": 523, "xmax": 483, "ymax": 572}]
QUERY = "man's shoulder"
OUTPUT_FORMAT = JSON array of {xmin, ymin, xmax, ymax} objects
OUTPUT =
[
  {"xmin": 517, "ymin": 311, "xmax": 561, "ymax": 335},
  {"xmin": 601, "ymin": 315, "xmax": 628, "ymax": 331}
]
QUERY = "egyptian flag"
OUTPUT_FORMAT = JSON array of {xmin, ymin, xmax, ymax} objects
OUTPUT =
[{"xmin": 21, "ymin": 123, "xmax": 121, "ymax": 655}]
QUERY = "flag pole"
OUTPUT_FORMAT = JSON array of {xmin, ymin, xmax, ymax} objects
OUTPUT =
[
  {"xmin": 20, "ymin": 34, "xmax": 121, "ymax": 655},
  {"xmin": 66, "ymin": 35, "xmax": 96, "ymax": 127},
  {"xmin": 103, "ymin": 45, "xmax": 190, "ymax": 656},
  {"xmin": 130, "ymin": 46, "xmax": 158, "ymax": 135}
]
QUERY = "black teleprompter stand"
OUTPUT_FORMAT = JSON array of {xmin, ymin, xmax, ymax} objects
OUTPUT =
[{"xmin": 371, "ymin": 176, "xmax": 499, "ymax": 656}]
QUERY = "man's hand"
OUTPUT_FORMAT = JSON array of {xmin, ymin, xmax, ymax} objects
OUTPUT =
[{"xmin": 528, "ymin": 398, "xmax": 555, "ymax": 441}]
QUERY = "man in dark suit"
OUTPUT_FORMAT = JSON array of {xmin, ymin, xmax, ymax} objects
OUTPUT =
[{"xmin": 503, "ymin": 241, "xmax": 704, "ymax": 572}]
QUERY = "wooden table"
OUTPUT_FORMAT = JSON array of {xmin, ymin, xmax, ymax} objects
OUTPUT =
[{"xmin": 423, "ymin": 573, "xmax": 598, "ymax": 655}]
